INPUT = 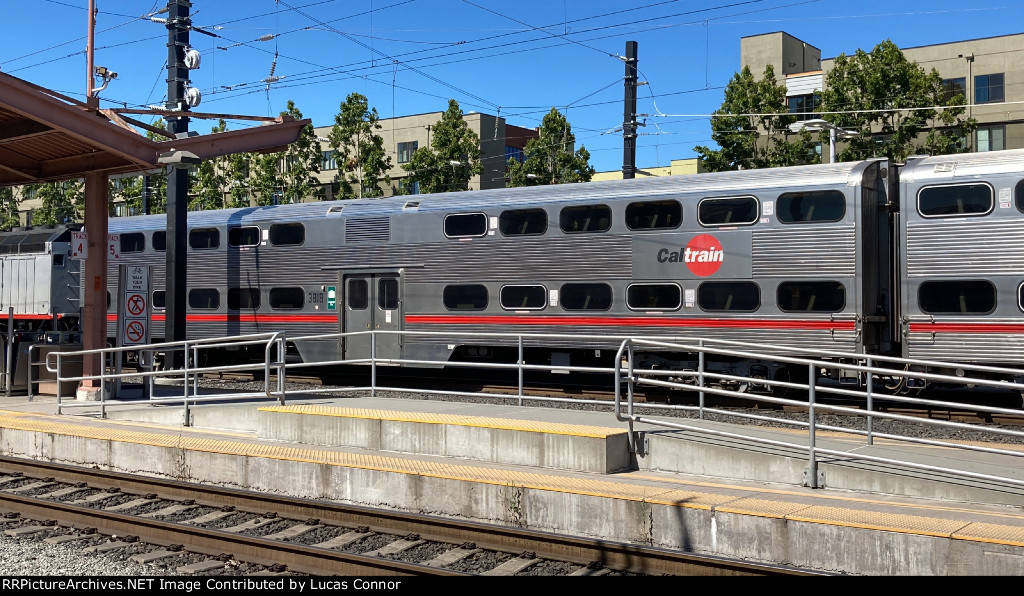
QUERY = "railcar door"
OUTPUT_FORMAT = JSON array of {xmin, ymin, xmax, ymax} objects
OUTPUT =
[{"xmin": 341, "ymin": 272, "xmax": 403, "ymax": 362}]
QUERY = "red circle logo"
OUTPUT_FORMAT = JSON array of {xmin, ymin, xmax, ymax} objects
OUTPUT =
[{"xmin": 685, "ymin": 234, "xmax": 724, "ymax": 277}]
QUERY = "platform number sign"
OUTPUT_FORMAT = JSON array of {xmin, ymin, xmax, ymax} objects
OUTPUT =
[
  {"xmin": 70, "ymin": 232, "xmax": 121, "ymax": 260},
  {"xmin": 327, "ymin": 286, "xmax": 337, "ymax": 310}
]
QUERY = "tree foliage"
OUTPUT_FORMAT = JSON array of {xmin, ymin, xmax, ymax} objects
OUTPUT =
[
  {"xmin": 28, "ymin": 180, "xmax": 82, "ymax": 225},
  {"xmin": 506, "ymin": 108, "xmax": 594, "ymax": 187},
  {"xmin": 277, "ymin": 101, "xmax": 323, "ymax": 203},
  {"xmin": 820, "ymin": 39, "xmax": 976, "ymax": 162},
  {"xmin": 695, "ymin": 65, "xmax": 815, "ymax": 171},
  {"xmin": 189, "ymin": 119, "xmax": 230, "ymax": 211},
  {"xmin": 0, "ymin": 187, "xmax": 20, "ymax": 231},
  {"xmin": 401, "ymin": 99, "xmax": 482, "ymax": 194},
  {"xmin": 329, "ymin": 93, "xmax": 392, "ymax": 199}
]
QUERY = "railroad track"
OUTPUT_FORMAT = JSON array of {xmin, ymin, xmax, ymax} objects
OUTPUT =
[{"xmin": 0, "ymin": 457, "xmax": 821, "ymax": 577}]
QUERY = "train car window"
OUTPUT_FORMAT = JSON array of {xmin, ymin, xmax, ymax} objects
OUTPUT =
[
  {"xmin": 560, "ymin": 283, "xmax": 612, "ymax": 310},
  {"xmin": 228, "ymin": 287, "xmax": 261, "ymax": 310},
  {"xmin": 120, "ymin": 232, "xmax": 145, "ymax": 253},
  {"xmin": 625, "ymin": 200, "xmax": 682, "ymax": 230},
  {"xmin": 378, "ymin": 278, "xmax": 399, "ymax": 310},
  {"xmin": 228, "ymin": 226, "xmax": 260, "ymax": 247},
  {"xmin": 627, "ymin": 283, "xmax": 682, "ymax": 311},
  {"xmin": 1019, "ymin": 282, "xmax": 1024, "ymax": 313},
  {"xmin": 777, "ymin": 281, "xmax": 846, "ymax": 313},
  {"xmin": 444, "ymin": 213, "xmax": 487, "ymax": 238},
  {"xmin": 697, "ymin": 281, "xmax": 759, "ymax": 312},
  {"xmin": 1015, "ymin": 180, "xmax": 1024, "ymax": 214},
  {"xmin": 348, "ymin": 279, "xmax": 368, "ymax": 310},
  {"xmin": 107, "ymin": 291, "xmax": 111, "ymax": 311},
  {"xmin": 776, "ymin": 190, "xmax": 845, "ymax": 223},
  {"xmin": 559, "ymin": 205, "xmax": 611, "ymax": 233},
  {"xmin": 152, "ymin": 231, "xmax": 166, "ymax": 251},
  {"xmin": 918, "ymin": 184, "xmax": 993, "ymax": 217},
  {"xmin": 153, "ymin": 291, "xmax": 165, "ymax": 309},
  {"xmin": 499, "ymin": 285, "xmax": 546, "ymax": 310},
  {"xmin": 919, "ymin": 280, "xmax": 995, "ymax": 314},
  {"xmin": 269, "ymin": 287, "xmax": 304, "ymax": 310},
  {"xmin": 269, "ymin": 223, "xmax": 305, "ymax": 246},
  {"xmin": 698, "ymin": 197, "xmax": 758, "ymax": 226},
  {"xmin": 189, "ymin": 228, "xmax": 220, "ymax": 250},
  {"xmin": 188, "ymin": 288, "xmax": 220, "ymax": 310},
  {"xmin": 499, "ymin": 209, "xmax": 547, "ymax": 236},
  {"xmin": 443, "ymin": 284, "xmax": 488, "ymax": 311}
]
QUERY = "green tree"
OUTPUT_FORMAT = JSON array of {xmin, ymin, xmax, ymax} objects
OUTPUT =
[
  {"xmin": 0, "ymin": 187, "xmax": 20, "ymax": 230},
  {"xmin": 189, "ymin": 119, "xmax": 230, "ymax": 211},
  {"xmin": 247, "ymin": 151, "xmax": 283, "ymax": 206},
  {"xmin": 278, "ymin": 101, "xmax": 324, "ymax": 203},
  {"xmin": 695, "ymin": 64, "xmax": 815, "ymax": 171},
  {"xmin": 507, "ymin": 108, "xmax": 594, "ymax": 187},
  {"xmin": 401, "ymin": 99, "xmax": 482, "ymax": 194},
  {"xmin": 29, "ymin": 180, "xmax": 83, "ymax": 225},
  {"xmin": 140, "ymin": 120, "xmax": 169, "ymax": 214},
  {"xmin": 820, "ymin": 40, "xmax": 975, "ymax": 162},
  {"xmin": 329, "ymin": 93, "xmax": 392, "ymax": 199}
]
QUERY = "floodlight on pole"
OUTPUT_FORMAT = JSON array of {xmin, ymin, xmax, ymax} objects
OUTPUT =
[{"xmin": 788, "ymin": 118, "xmax": 858, "ymax": 164}]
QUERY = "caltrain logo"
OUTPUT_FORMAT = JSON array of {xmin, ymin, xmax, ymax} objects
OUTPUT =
[{"xmin": 656, "ymin": 234, "xmax": 724, "ymax": 277}]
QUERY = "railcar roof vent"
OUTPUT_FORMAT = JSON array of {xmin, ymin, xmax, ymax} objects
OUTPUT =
[
  {"xmin": 933, "ymin": 162, "xmax": 955, "ymax": 173},
  {"xmin": 403, "ymin": 201, "xmax": 420, "ymax": 210},
  {"xmin": 326, "ymin": 205, "xmax": 344, "ymax": 217}
]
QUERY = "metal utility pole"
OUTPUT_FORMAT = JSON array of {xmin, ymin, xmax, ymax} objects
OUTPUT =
[
  {"xmin": 165, "ymin": 0, "xmax": 191, "ymax": 367},
  {"xmin": 622, "ymin": 41, "xmax": 638, "ymax": 180}
]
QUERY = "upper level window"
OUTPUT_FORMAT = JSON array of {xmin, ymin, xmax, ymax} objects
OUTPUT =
[
  {"xmin": 560, "ymin": 283, "xmax": 612, "ymax": 311},
  {"xmin": 444, "ymin": 213, "xmax": 487, "ymax": 238},
  {"xmin": 919, "ymin": 280, "xmax": 995, "ymax": 314},
  {"xmin": 153, "ymin": 231, "xmax": 166, "ymax": 251},
  {"xmin": 977, "ymin": 125, "xmax": 1005, "ymax": 152},
  {"xmin": 697, "ymin": 281, "xmax": 759, "ymax": 312},
  {"xmin": 777, "ymin": 281, "xmax": 846, "ymax": 313},
  {"xmin": 499, "ymin": 285, "xmax": 546, "ymax": 310},
  {"xmin": 560, "ymin": 205, "xmax": 611, "ymax": 233},
  {"xmin": 499, "ymin": 208, "xmax": 547, "ymax": 236},
  {"xmin": 975, "ymin": 73, "xmax": 1004, "ymax": 104},
  {"xmin": 942, "ymin": 77, "xmax": 966, "ymax": 103},
  {"xmin": 443, "ymin": 284, "xmax": 488, "ymax": 311},
  {"xmin": 120, "ymin": 232, "xmax": 145, "ymax": 253},
  {"xmin": 698, "ymin": 197, "xmax": 758, "ymax": 226},
  {"xmin": 1016, "ymin": 180, "xmax": 1024, "ymax": 214},
  {"xmin": 776, "ymin": 190, "xmax": 845, "ymax": 223},
  {"xmin": 918, "ymin": 183, "xmax": 992, "ymax": 217},
  {"xmin": 625, "ymin": 200, "xmax": 681, "ymax": 230},
  {"xmin": 269, "ymin": 223, "xmax": 304, "ymax": 246},
  {"xmin": 626, "ymin": 283, "xmax": 681, "ymax": 311},
  {"xmin": 189, "ymin": 228, "xmax": 220, "ymax": 250},
  {"xmin": 228, "ymin": 226, "xmax": 260, "ymax": 247},
  {"xmin": 397, "ymin": 141, "xmax": 418, "ymax": 164}
]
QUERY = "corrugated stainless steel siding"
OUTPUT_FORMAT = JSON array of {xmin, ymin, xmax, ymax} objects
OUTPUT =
[
  {"xmin": 906, "ymin": 334, "xmax": 1024, "ymax": 364},
  {"xmin": 905, "ymin": 220, "xmax": 1024, "ymax": 276},
  {"xmin": 752, "ymin": 227, "xmax": 857, "ymax": 277}
]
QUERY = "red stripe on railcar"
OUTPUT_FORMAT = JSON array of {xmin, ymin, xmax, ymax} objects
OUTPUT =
[{"xmin": 909, "ymin": 322, "xmax": 1024, "ymax": 334}]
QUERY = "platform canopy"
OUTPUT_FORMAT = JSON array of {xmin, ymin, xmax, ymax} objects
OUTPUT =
[{"xmin": 0, "ymin": 70, "xmax": 309, "ymax": 187}]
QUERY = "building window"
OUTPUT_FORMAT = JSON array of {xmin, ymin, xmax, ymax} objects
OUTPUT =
[
  {"xmin": 560, "ymin": 283, "xmax": 612, "ymax": 311},
  {"xmin": 505, "ymin": 146, "xmax": 525, "ymax": 164},
  {"xmin": 559, "ymin": 205, "xmax": 611, "ymax": 233},
  {"xmin": 776, "ymin": 190, "xmax": 845, "ymax": 223},
  {"xmin": 625, "ymin": 200, "xmax": 681, "ymax": 230},
  {"xmin": 499, "ymin": 208, "xmax": 547, "ymax": 236},
  {"xmin": 398, "ymin": 178, "xmax": 419, "ymax": 195},
  {"xmin": 919, "ymin": 280, "xmax": 995, "ymax": 314},
  {"xmin": 626, "ymin": 284, "xmax": 681, "ymax": 311},
  {"xmin": 443, "ymin": 284, "xmax": 488, "ymax": 311},
  {"xmin": 321, "ymin": 151, "xmax": 337, "ymax": 171},
  {"xmin": 397, "ymin": 141, "xmax": 418, "ymax": 164},
  {"xmin": 977, "ymin": 125, "xmax": 1005, "ymax": 152},
  {"xmin": 698, "ymin": 197, "xmax": 758, "ymax": 227},
  {"xmin": 697, "ymin": 281, "xmax": 759, "ymax": 312},
  {"xmin": 942, "ymin": 77, "xmax": 966, "ymax": 103},
  {"xmin": 777, "ymin": 281, "xmax": 846, "ymax": 313},
  {"xmin": 500, "ymin": 285, "xmax": 546, "ymax": 310},
  {"xmin": 918, "ymin": 183, "xmax": 992, "ymax": 217},
  {"xmin": 788, "ymin": 94, "xmax": 820, "ymax": 121},
  {"xmin": 974, "ymin": 73, "xmax": 1004, "ymax": 104}
]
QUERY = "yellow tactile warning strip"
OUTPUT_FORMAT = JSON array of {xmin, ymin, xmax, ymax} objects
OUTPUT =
[
  {"xmin": 259, "ymin": 404, "xmax": 627, "ymax": 438},
  {"xmin": 1, "ymin": 412, "xmax": 1024, "ymax": 548}
]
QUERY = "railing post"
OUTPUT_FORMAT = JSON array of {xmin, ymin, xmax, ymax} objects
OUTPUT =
[
  {"xmin": 4, "ymin": 307, "xmax": 13, "ymax": 397},
  {"xmin": 866, "ymin": 357, "xmax": 874, "ymax": 446},
  {"xmin": 805, "ymin": 362, "xmax": 819, "ymax": 488},
  {"xmin": 370, "ymin": 332, "xmax": 377, "ymax": 398},
  {"xmin": 277, "ymin": 334, "xmax": 286, "ymax": 405},
  {"xmin": 517, "ymin": 335, "xmax": 524, "ymax": 407},
  {"xmin": 698, "ymin": 339, "xmax": 705, "ymax": 420},
  {"xmin": 182, "ymin": 342, "xmax": 191, "ymax": 427}
]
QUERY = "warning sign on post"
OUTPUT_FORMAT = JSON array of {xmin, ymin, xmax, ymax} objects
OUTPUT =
[{"xmin": 118, "ymin": 265, "xmax": 151, "ymax": 346}]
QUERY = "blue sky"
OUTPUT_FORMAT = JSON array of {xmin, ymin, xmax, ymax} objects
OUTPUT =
[{"xmin": 2, "ymin": 1, "xmax": 1022, "ymax": 174}]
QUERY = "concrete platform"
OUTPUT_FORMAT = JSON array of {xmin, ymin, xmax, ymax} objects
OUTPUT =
[{"xmin": 0, "ymin": 392, "xmax": 1023, "ymax": 575}]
